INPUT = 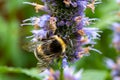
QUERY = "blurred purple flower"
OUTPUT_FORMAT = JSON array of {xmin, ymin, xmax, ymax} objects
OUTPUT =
[
  {"xmin": 105, "ymin": 57, "xmax": 120, "ymax": 80},
  {"xmin": 40, "ymin": 67, "xmax": 83, "ymax": 80},
  {"xmin": 112, "ymin": 23, "xmax": 120, "ymax": 51},
  {"xmin": 116, "ymin": 0, "xmax": 120, "ymax": 4}
]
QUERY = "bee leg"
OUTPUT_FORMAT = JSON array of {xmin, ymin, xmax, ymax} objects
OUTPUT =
[
  {"xmin": 37, "ymin": 61, "xmax": 49, "ymax": 72},
  {"xmin": 43, "ymin": 55, "xmax": 54, "ymax": 62}
]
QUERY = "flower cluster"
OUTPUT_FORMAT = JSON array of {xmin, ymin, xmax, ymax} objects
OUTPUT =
[
  {"xmin": 40, "ymin": 67, "xmax": 83, "ymax": 80},
  {"xmin": 22, "ymin": 0, "xmax": 101, "ymax": 67},
  {"xmin": 112, "ymin": 23, "xmax": 120, "ymax": 52},
  {"xmin": 105, "ymin": 57, "xmax": 120, "ymax": 80}
]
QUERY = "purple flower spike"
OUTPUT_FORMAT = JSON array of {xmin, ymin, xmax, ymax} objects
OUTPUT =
[{"xmin": 22, "ymin": 0, "xmax": 101, "ymax": 69}]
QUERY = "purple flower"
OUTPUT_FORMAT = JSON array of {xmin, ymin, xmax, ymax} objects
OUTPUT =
[
  {"xmin": 83, "ymin": 28, "xmax": 101, "ymax": 39},
  {"xmin": 22, "ymin": 0, "xmax": 101, "ymax": 68},
  {"xmin": 73, "ymin": 27, "xmax": 102, "ymax": 60},
  {"xmin": 38, "ymin": 15, "xmax": 51, "ymax": 28},
  {"xmin": 31, "ymin": 29, "xmax": 48, "ymax": 42},
  {"xmin": 21, "ymin": 15, "xmax": 51, "ymax": 28},
  {"xmin": 40, "ymin": 67, "xmax": 83, "ymax": 80},
  {"xmin": 112, "ymin": 23, "xmax": 120, "ymax": 51},
  {"xmin": 105, "ymin": 57, "xmax": 120, "ymax": 80},
  {"xmin": 116, "ymin": 0, "xmax": 120, "ymax": 4}
]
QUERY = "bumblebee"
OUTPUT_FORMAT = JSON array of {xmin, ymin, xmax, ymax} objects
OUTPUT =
[{"xmin": 25, "ymin": 35, "xmax": 67, "ymax": 71}]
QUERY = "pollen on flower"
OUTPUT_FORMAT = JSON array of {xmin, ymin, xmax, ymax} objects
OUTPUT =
[
  {"xmin": 80, "ymin": 36, "xmax": 88, "ymax": 43},
  {"xmin": 77, "ymin": 46, "xmax": 102, "ymax": 58},
  {"xmin": 87, "ymin": 0, "xmax": 95, "ymax": 13},
  {"xmin": 34, "ymin": 18, "xmax": 40, "ymax": 29},
  {"xmin": 49, "ymin": 17, "xmax": 57, "ymax": 34},
  {"xmin": 63, "ymin": 0, "xmax": 71, "ymax": 7},
  {"xmin": 77, "ymin": 29, "xmax": 85, "ymax": 36},
  {"xmin": 23, "ymin": 2, "xmax": 45, "ymax": 13},
  {"xmin": 34, "ymin": 4, "xmax": 45, "ymax": 13},
  {"xmin": 74, "ymin": 16, "xmax": 82, "ymax": 24},
  {"xmin": 85, "ymin": 20, "xmax": 90, "ymax": 25},
  {"xmin": 77, "ymin": 47, "xmax": 90, "ymax": 58}
]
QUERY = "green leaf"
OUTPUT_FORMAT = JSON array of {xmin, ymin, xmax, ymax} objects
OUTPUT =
[
  {"xmin": 82, "ymin": 70, "xmax": 107, "ymax": 80},
  {"xmin": 92, "ymin": 15, "xmax": 120, "ymax": 29},
  {"xmin": 5, "ymin": 0, "xmax": 29, "ymax": 13},
  {"xmin": 0, "ymin": 66, "xmax": 43, "ymax": 80}
]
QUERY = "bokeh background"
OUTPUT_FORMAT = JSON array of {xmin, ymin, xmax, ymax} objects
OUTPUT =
[{"xmin": 0, "ymin": 0, "xmax": 120, "ymax": 80}]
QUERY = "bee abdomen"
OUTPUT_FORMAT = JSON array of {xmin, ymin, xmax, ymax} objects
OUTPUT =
[{"xmin": 49, "ymin": 39, "xmax": 62, "ymax": 53}]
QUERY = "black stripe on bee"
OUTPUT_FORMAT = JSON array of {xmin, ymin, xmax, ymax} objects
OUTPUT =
[{"xmin": 49, "ymin": 39, "xmax": 62, "ymax": 53}]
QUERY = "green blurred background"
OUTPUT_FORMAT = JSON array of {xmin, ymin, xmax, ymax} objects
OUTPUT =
[{"xmin": 0, "ymin": 0, "xmax": 120, "ymax": 80}]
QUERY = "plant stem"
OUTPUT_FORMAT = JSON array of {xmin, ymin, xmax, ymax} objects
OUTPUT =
[{"xmin": 59, "ymin": 59, "xmax": 64, "ymax": 80}]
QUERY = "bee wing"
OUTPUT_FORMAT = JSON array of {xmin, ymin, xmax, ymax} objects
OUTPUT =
[
  {"xmin": 36, "ymin": 55, "xmax": 54, "ymax": 72},
  {"xmin": 22, "ymin": 41, "xmax": 42, "ymax": 52},
  {"xmin": 37, "ymin": 62, "xmax": 47, "ymax": 72},
  {"xmin": 36, "ymin": 60, "xmax": 51, "ymax": 72}
]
